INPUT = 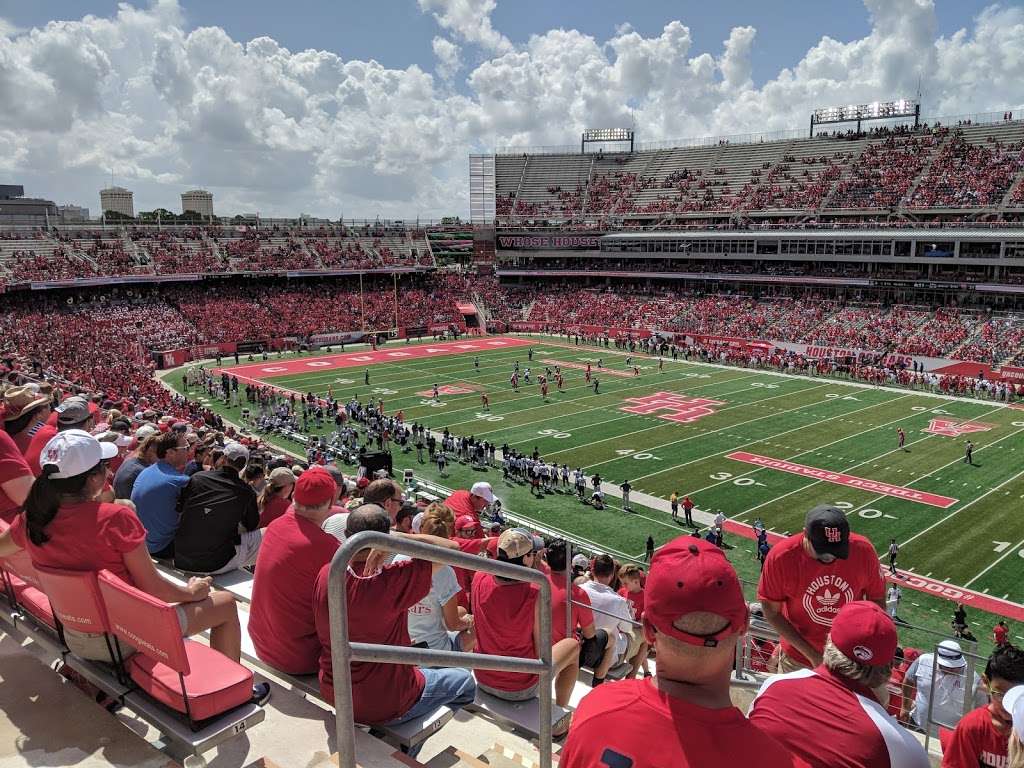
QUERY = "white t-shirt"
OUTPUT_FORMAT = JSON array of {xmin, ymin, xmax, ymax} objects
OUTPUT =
[
  {"xmin": 581, "ymin": 580, "xmax": 633, "ymax": 661},
  {"xmin": 906, "ymin": 653, "xmax": 987, "ymax": 736},
  {"xmin": 393, "ymin": 555, "xmax": 460, "ymax": 650}
]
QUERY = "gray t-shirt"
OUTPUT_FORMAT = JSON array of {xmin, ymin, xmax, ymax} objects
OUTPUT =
[{"xmin": 393, "ymin": 554, "xmax": 460, "ymax": 650}]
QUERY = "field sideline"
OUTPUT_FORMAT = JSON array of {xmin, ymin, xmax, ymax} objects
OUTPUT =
[{"xmin": 170, "ymin": 334, "xmax": 1024, "ymax": 647}]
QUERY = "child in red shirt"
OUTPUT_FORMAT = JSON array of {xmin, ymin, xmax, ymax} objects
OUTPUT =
[
  {"xmin": 942, "ymin": 644, "xmax": 1024, "ymax": 768},
  {"xmin": 618, "ymin": 564, "xmax": 650, "ymax": 677}
]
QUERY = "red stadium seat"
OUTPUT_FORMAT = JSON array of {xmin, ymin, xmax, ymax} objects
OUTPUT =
[
  {"xmin": 0, "ymin": 541, "xmax": 56, "ymax": 630},
  {"xmin": 97, "ymin": 570, "xmax": 253, "ymax": 726},
  {"xmin": 34, "ymin": 564, "xmax": 125, "ymax": 670}
]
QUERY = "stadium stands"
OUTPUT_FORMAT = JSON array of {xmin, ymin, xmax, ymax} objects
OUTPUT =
[{"xmin": 496, "ymin": 120, "xmax": 1024, "ymax": 225}]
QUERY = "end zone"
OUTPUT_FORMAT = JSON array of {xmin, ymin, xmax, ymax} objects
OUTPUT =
[{"xmin": 214, "ymin": 337, "xmax": 530, "ymax": 380}]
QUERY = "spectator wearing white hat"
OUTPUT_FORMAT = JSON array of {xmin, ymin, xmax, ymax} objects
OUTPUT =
[
  {"xmin": 174, "ymin": 442, "xmax": 261, "ymax": 574},
  {"xmin": 444, "ymin": 481, "xmax": 496, "ymax": 525},
  {"xmin": 901, "ymin": 639, "xmax": 987, "ymax": 736},
  {"xmin": 0, "ymin": 432, "xmax": 252, "ymax": 679},
  {"xmin": 749, "ymin": 601, "xmax": 929, "ymax": 767},
  {"xmin": 24, "ymin": 397, "xmax": 95, "ymax": 477}
]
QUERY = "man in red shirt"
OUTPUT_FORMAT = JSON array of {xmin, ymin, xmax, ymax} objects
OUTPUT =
[
  {"xmin": 25, "ymin": 397, "xmax": 94, "ymax": 476},
  {"xmin": 312, "ymin": 505, "xmax": 474, "ymax": 757},
  {"xmin": 545, "ymin": 539, "xmax": 614, "ymax": 685},
  {"xmin": 444, "ymin": 481, "xmax": 496, "ymax": 524},
  {"xmin": 3, "ymin": 385, "xmax": 52, "ymax": 455},
  {"xmin": 248, "ymin": 468, "xmax": 340, "ymax": 674},
  {"xmin": 749, "ymin": 601, "xmax": 929, "ymax": 768},
  {"xmin": 994, "ymin": 620, "xmax": 1010, "ymax": 648},
  {"xmin": 472, "ymin": 529, "xmax": 580, "ymax": 716},
  {"xmin": 561, "ymin": 537, "xmax": 804, "ymax": 768},
  {"xmin": 0, "ymin": 429, "xmax": 33, "ymax": 525},
  {"xmin": 942, "ymin": 644, "xmax": 1024, "ymax": 768},
  {"xmin": 758, "ymin": 505, "xmax": 885, "ymax": 672}
]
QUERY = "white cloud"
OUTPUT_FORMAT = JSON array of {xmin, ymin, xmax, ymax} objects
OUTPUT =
[
  {"xmin": 0, "ymin": 1, "xmax": 1022, "ymax": 218},
  {"xmin": 417, "ymin": 0, "xmax": 513, "ymax": 55},
  {"xmin": 432, "ymin": 37, "xmax": 462, "ymax": 82}
]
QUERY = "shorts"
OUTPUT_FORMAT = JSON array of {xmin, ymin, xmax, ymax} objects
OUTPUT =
[
  {"xmin": 64, "ymin": 605, "xmax": 188, "ymax": 661},
  {"xmin": 620, "ymin": 628, "xmax": 644, "ymax": 665},
  {"xmin": 580, "ymin": 629, "xmax": 609, "ymax": 669},
  {"xmin": 477, "ymin": 681, "xmax": 539, "ymax": 702}
]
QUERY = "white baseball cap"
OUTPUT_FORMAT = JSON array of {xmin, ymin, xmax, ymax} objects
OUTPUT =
[
  {"xmin": 1004, "ymin": 685, "xmax": 1024, "ymax": 735},
  {"xmin": 936, "ymin": 639, "xmax": 967, "ymax": 669},
  {"xmin": 41, "ymin": 429, "xmax": 118, "ymax": 479},
  {"xmin": 470, "ymin": 481, "xmax": 496, "ymax": 504},
  {"xmin": 135, "ymin": 423, "xmax": 159, "ymax": 441},
  {"xmin": 571, "ymin": 553, "xmax": 589, "ymax": 570}
]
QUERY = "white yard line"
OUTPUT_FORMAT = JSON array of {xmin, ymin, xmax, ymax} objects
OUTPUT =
[
  {"xmin": 626, "ymin": 392, "xmax": 920, "ymax": 485},
  {"xmin": 538, "ymin": 373, "xmax": 815, "ymax": 454},
  {"xmin": 529, "ymin": 334, "xmax": 1018, "ymax": 409},
  {"xmin": 899, "ymin": 465, "xmax": 1024, "ymax": 549},
  {"xmin": 728, "ymin": 402, "xmax": 1011, "ymax": 521},
  {"xmin": 459, "ymin": 369, "xmax": 761, "ymax": 434},
  {"xmin": 965, "ymin": 536, "xmax": 1024, "ymax": 587},
  {"xmin": 551, "ymin": 381, "xmax": 837, "ymax": 467},
  {"xmin": 382, "ymin": 356, "xmax": 751, "ymax": 426}
]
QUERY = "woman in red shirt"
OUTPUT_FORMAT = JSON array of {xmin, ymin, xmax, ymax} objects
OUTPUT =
[
  {"xmin": 258, "ymin": 467, "xmax": 296, "ymax": 528},
  {"xmin": 0, "ymin": 430, "xmax": 255, "ymax": 679}
]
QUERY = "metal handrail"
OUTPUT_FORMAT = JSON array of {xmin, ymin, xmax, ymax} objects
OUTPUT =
[
  {"xmin": 568, "ymin": 596, "xmax": 643, "ymax": 628},
  {"xmin": 328, "ymin": 531, "xmax": 555, "ymax": 768}
]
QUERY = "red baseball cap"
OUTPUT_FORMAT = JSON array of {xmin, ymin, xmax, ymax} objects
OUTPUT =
[
  {"xmin": 644, "ymin": 536, "xmax": 748, "ymax": 647},
  {"xmin": 293, "ymin": 468, "xmax": 337, "ymax": 507},
  {"xmin": 829, "ymin": 601, "xmax": 897, "ymax": 667},
  {"xmin": 455, "ymin": 515, "xmax": 479, "ymax": 532}
]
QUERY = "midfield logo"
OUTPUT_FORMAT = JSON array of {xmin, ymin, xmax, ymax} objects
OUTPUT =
[
  {"xmin": 923, "ymin": 419, "xmax": 995, "ymax": 437},
  {"xmin": 619, "ymin": 392, "xmax": 725, "ymax": 424}
]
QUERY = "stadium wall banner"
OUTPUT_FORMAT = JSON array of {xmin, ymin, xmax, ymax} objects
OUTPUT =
[
  {"xmin": 496, "ymin": 234, "xmax": 602, "ymax": 250},
  {"xmin": 999, "ymin": 366, "xmax": 1024, "ymax": 382},
  {"xmin": 310, "ymin": 331, "xmax": 370, "ymax": 345},
  {"xmin": 156, "ymin": 347, "xmax": 192, "ymax": 369}
]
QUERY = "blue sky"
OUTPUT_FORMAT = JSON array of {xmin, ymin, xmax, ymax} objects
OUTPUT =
[
  {"xmin": 1, "ymin": 1, "xmax": 1002, "ymax": 89},
  {"xmin": 0, "ymin": 1, "xmax": 1022, "ymax": 218}
]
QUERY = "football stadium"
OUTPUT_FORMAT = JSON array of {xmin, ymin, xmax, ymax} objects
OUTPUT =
[{"xmin": 3, "ymin": 3, "xmax": 1024, "ymax": 767}]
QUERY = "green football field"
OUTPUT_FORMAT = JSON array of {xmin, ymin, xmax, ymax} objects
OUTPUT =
[{"xmin": 169, "ymin": 334, "xmax": 1024, "ymax": 652}]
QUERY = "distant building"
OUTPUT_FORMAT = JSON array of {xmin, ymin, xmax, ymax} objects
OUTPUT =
[
  {"xmin": 0, "ymin": 185, "xmax": 58, "ymax": 225},
  {"xmin": 58, "ymin": 204, "xmax": 90, "ymax": 222},
  {"xmin": 100, "ymin": 186, "xmax": 134, "ymax": 218},
  {"xmin": 181, "ymin": 189, "xmax": 214, "ymax": 218}
]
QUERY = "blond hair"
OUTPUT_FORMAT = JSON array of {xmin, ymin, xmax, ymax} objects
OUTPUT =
[
  {"xmin": 822, "ymin": 638, "xmax": 892, "ymax": 690},
  {"xmin": 1009, "ymin": 734, "xmax": 1024, "ymax": 768},
  {"xmin": 618, "ymin": 563, "xmax": 644, "ymax": 583},
  {"xmin": 419, "ymin": 502, "xmax": 454, "ymax": 538}
]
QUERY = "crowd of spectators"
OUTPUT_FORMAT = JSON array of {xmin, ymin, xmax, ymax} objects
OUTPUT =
[
  {"xmin": 910, "ymin": 132, "xmax": 1024, "ymax": 208},
  {"xmin": 4, "ymin": 285, "xmax": 1024, "ymax": 765},
  {"xmin": 497, "ymin": 121, "xmax": 1024, "ymax": 227},
  {"xmin": 0, "ymin": 226, "xmax": 435, "ymax": 284}
]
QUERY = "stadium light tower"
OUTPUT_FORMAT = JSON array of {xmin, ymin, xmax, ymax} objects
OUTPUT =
[
  {"xmin": 809, "ymin": 98, "xmax": 919, "ymax": 137},
  {"xmin": 581, "ymin": 128, "xmax": 635, "ymax": 154}
]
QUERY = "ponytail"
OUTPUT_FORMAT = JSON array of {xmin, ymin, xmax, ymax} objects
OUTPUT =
[{"xmin": 24, "ymin": 465, "xmax": 92, "ymax": 546}]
